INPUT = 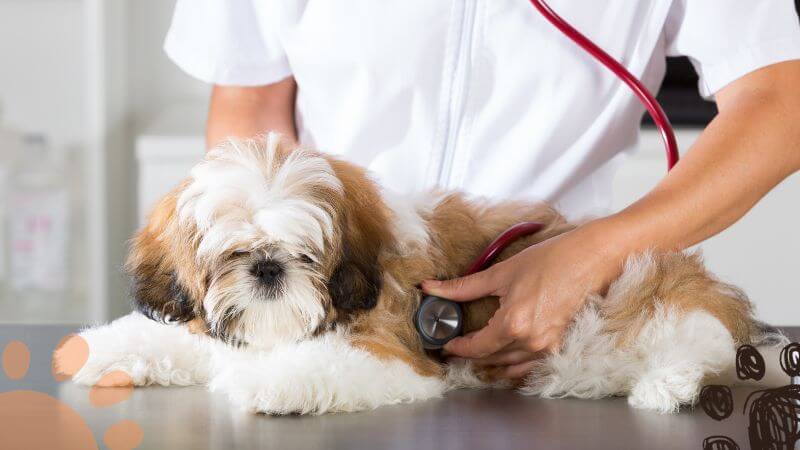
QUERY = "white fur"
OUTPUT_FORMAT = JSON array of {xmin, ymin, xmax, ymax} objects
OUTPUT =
[
  {"xmin": 69, "ymin": 314, "xmax": 444, "ymax": 414},
  {"xmin": 178, "ymin": 133, "xmax": 342, "ymax": 258},
  {"xmin": 381, "ymin": 189, "xmax": 441, "ymax": 255},
  {"xmin": 521, "ymin": 254, "xmax": 738, "ymax": 414},
  {"xmin": 522, "ymin": 300, "xmax": 631, "ymax": 399},
  {"xmin": 209, "ymin": 330, "xmax": 444, "ymax": 414},
  {"xmin": 202, "ymin": 254, "xmax": 327, "ymax": 349},
  {"xmin": 627, "ymin": 309, "xmax": 735, "ymax": 412},
  {"xmin": 521, "ymin": 305, "xmax": 736, "ymax": 413},
  {"xmin": 63, "ymin": 312, "xmax": 213, "ymax": 387},
  {"xmin": 68, "ymin": 252, "xmax": 755, "ymax": 415},
  {"xmin": 72, "ymin": 304, "xmax": 743, "ymax": 414}
]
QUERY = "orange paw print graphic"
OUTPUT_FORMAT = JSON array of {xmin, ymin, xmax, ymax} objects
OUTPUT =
[{"xmin": 0, "ymin": 336, "xmax": 143, "ymax": 450}]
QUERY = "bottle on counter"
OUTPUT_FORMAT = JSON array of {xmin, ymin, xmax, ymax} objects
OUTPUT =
[{"xmin": 7, "ymin": 133, "xmax": 70, "ymax": 299}]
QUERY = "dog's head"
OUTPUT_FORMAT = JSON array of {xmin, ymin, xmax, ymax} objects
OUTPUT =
[{"xmin": 126, "ymin": 133, "xmax": 391, "ymax": 348}]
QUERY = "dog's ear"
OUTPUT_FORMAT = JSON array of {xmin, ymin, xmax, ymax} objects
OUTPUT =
[
  {"xmin": 128, "ymin": 255, "xmax": 196, "ymax": 323},
  {"xmin": 126, "ymin": 186, "xmax": 201, "ymax": 323},
  {"xmin": 328, "ymin": 245, "xmax": 382, "ymax": 311},
  {"xmin": 325, "ymin": 158, "xmax": 392, "ymax": 313}
]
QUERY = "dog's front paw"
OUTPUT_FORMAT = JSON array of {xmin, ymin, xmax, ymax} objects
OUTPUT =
[
  {"xmin": 52, "ymin": 333, "xmax": 119, "ymax": 386},
  {"xmin": 55, "ymin": 312, "xmax": 211, "ymax": 387},
  {"xmin": 209, "ymin": 334, "xmax": 445, "ymax": 415},
  {"xmin": 210, "ymin": 355, "xmax": 352, "ymax": 415},
  {"xmin": 210, "ymin": 362, "xmax": 326, "ymax": 415},
  {"xmin": 217, "ymin": 378, "xmax": 306, "ymax": 415},
  {"xmin": 53, "ymin": 328, "xmax": 146, "ymax": 387}
]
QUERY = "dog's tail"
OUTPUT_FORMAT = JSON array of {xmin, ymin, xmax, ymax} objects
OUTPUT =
[{"xmin": 717, "ymin": 323, "xmax": 797, "ymax": 388}]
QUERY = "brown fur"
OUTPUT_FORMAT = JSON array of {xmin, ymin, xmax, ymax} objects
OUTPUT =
[
  {"xmin": 600, "ymin": 252, "xmax": 757, "ymax": 346},
  {"xmin": 325, "ymin": 158, "xmax": 394, "ymax": 314},
  {"xmin": 128, "ymin": 135, "xmax": 761, "ymax": 382},
  {"xmin": 321, "ymin": 163, "xmax": 760, "ymax": 379},
  {"xmin": 126, "ymin": 181, "xmax": 207, "ymax": 324}
]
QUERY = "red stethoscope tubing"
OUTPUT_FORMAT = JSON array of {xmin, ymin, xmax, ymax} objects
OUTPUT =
[
  {"xmin": 464, "ymin": 222, "xmax": 545, "ymax": 275},
  {"xmin": 529, "ymin": 0, "xmax": 680, "ymax": 170},
  {"xmin": 464, "ymin": 0, "xmax": 680, "ymax": 276}
]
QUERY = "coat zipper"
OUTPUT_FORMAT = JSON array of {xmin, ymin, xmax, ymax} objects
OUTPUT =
[{"xmin": 437, "ymin": 0, "xmax": 477, "ymax": 188}]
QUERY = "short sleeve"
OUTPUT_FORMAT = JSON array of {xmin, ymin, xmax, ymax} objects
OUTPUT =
[
  {"xmin": 164, "ymin": 0, "xmax": 292, "ymax": 86},
  {"xmin": 665, "ymin": 1, "xmax": 800, "ymax": 98}
]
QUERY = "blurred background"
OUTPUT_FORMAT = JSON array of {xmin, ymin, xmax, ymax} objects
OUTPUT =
[{"xmin": 0, "ymin": 0, "xmax": 798, "ymax": 326}]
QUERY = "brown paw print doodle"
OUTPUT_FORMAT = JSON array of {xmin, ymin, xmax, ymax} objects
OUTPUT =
[
  {"xmin": 0, "ymin": 336, "xmax": 143, "ymax": 450},
  {"xmin": 700, "ymin": 342, "xmax": 800, "ymax": 450}
]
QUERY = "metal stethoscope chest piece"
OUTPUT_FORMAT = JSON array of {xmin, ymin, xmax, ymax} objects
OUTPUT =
[{"xmin": 415, "ymin": 295, "xmax": 464, "ymax": 350}]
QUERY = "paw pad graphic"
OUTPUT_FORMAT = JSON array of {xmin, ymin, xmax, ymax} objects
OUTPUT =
[
  {"xmin": 1, "ymin": 335, "xmax": 143, "ymax": 450},
  {"xmin": 700, "ymin": 342, "xmax": 800, "ymax": 450}
]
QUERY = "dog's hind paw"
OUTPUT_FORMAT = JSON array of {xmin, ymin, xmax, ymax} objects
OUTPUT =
[{"xmin": 627, "ymin": 371, "xmax": 701, "ymax": 414}]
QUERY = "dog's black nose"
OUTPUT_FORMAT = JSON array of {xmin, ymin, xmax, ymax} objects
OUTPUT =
[{"xmin": 251, "ymin": 260, "xmax": 284, "ymax": 285}]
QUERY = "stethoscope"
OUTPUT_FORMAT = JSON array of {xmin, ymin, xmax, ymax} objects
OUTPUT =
[{"xmin": 414, "ymin": 0, "xmax": 680, "ymax": 350}]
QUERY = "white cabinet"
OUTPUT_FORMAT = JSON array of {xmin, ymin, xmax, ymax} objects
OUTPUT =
[
  {"xmin": 137, "ymin": 123, "xmax": 800, "ymax": 326},
  {"xmin": 136, "ymin": 104, "xmax": 206, "ymax": 225},
  {"xmin": 615, "ymin": 129, "xmax": 800, "ymax": 326}
]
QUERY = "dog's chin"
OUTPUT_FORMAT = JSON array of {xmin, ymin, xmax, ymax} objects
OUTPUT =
[{"xmin": 205, "ymin": 277, "xmax": 328, "ymax": 350}]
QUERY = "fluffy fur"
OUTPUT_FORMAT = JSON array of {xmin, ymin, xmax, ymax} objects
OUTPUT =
[{"xmin": 56, "ymin": 133, "xmax": 785, "ymax": 414}]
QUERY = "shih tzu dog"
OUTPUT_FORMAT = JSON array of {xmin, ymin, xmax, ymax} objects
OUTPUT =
[{"xmin": 56, "ymin": 133, "xmax": 787, "ymax": 414}]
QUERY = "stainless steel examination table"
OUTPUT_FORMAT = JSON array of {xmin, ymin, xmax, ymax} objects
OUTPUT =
[{"xmin": 1, "ymin": 324, "xmax": 797, "ymax": 450}]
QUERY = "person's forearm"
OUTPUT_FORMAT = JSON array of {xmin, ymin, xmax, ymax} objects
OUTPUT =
[
  {"xmin": 590, "ymin": 61, "xmax": 800, "ymax": 263},
  {"xmin": 206, "ymin": 77, "xmax": 298, "ymax": 149}
]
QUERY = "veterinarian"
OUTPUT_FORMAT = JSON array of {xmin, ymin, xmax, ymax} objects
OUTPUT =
[{"xmin": 165, "ymin": 1, "xmax": 800, "ymax": 379}]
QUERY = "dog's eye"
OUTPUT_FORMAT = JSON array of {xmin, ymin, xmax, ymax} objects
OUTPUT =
[
  {"xmin": 231, "ymin": 250, "xmax": 249, "ymax": 257},
  {"xmin": 299, "ymin": 254, "xmax": 314, "ymax": 264}
]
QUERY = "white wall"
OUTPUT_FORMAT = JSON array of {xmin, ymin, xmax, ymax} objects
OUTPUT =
[
  {"xmin": 0, "ymin": 0, "xmax": 198, "ymax": 322},
  {"xmin": 0, "ymin": 0, "xmax": 87, "ymax": 148},
  {"xmin": 128, "ymin": 0, "xmax": 208, "ymax": 131},
  {"xmin": 0, "ymin": 1, "xmax": 91, "ymax": 322},
  {"xmin": 89, "ymin": 0, "xmax": 137, "ymax": 320}
]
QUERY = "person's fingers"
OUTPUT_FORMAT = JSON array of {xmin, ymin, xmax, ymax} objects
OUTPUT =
[
  {"xmin": 443, "ymin": 323, "xmax": 514, "ymax": 359},
  {"xmin": 421, "ymin": 266, "xmax": 501, "ymax": 302},
  {"xmin": 492, "ymin": 361, "xmax": 539, "ymax": 381},
  {"xmin": 470, "ymin": 349, "xmax": 545, "ymax": 367}
]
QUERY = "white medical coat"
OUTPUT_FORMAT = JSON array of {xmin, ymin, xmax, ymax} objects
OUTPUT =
[{"xmin": 165, "ymin": 0, "xmax": 800, "ymax": 218}]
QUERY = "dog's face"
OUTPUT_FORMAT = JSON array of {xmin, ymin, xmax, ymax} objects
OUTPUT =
[{"xmin": 126, "ymin": 134, "xmax": 391, "ymax": 348}]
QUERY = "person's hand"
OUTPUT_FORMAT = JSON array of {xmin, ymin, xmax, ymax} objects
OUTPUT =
[{"xmin": 422, "ymin": 221, "xmax": 627, "ymax": 380}]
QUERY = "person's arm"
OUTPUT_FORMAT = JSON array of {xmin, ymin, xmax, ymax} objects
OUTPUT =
[
  {"xmin": 422, "ymin": 60, "xmax": 800, "ymax": 379},
  {"xmin": 206, "ymin": 77, "xmax": 298, "ymax": 149},
  {"xmin": 606, "ymin": 60, "xmax": 800, "ymax": 252}
]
